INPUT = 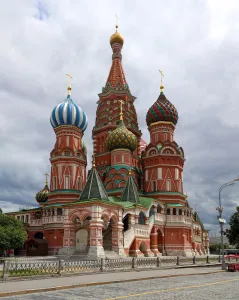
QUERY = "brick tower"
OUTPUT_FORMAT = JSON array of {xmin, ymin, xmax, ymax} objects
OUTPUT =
[
  {"xmin": 92, "ymin": 25, "xmax": 142, "ymax": 194},
  {"xmin": 48, "ymin": 78, "xmax": 88, "ymax": 204}
]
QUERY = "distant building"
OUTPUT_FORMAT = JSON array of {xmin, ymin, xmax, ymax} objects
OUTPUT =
[{"xmin": 9, "ymin": 25, "xmax": 209, "ymax": 258}]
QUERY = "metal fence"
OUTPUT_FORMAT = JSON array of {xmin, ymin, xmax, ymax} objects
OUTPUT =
[{"xmin": 0, "ymin": 255, "xmax": 229, "ymax": 280}]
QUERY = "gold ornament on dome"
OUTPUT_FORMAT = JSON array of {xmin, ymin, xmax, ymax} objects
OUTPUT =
[{"xmin": 110, "ymin": 15, "xmax": 124, "ymax": 46}]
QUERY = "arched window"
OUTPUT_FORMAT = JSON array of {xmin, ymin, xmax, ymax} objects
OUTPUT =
[
  {"xmin": 173, "ymin": 208, "xmax": 177, "ymax": 215},
  {"xmin": 157, "ymin": 205, "xmax": 162, "ymax": 213},
  {"xmin": 77, "ymin": 177, "xmax": 82, "ymax": 190},
  {"xmin": 166, "ymin": 180, "xmax": 171, "ymax": 191},
  {"xmin": 138, "ymin": 212, "xmax": 146, "ymax": 225},
  {"xmin": 167, "ymin": 208, "xmax": 171, "ymax": 215},
  {"xmin": 179, "ymin": 209, "xmax": 182, "ymax": 216},
  {"xmin": 57, "ymin": 208, "xmax": 63, "ymax": 216},
  {"xmin": 149, "ymin": 206, "xmax": 155, "ymax": 218},
  {"xmin": 187, "ymin": 211, "xmax": 189, "ymax": 217},
  {"xmin": 53, "ymin": 177, "xmax": 56, "ymax": 190},
  {"xmin": 152, "ymin": 181, "xmax": 157, "ymax": 192}
]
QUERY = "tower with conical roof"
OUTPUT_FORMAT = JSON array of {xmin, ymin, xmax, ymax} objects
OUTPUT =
[
  {"xmin": 48, "ymin": 76, "xmax": 88, "ymax": 204},
  {"xmin": 92, "ymin": 23, "xmax": 142, "ymax": 193},
  {"xmin": 143, "ymin": 73, "xmax": 185, "ymax": 202}
]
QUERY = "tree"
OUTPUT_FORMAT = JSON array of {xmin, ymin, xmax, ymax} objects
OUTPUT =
[
  {"xmin": 209, "ymin": 243, "xmax": 229, "ymax": 254},
  {"xmin": 226, "ymin": 206, "xmax": 239, "ymax": 248},
  {"xmin": 0, "ymin": 213, "xmax": 27, "ymax": 251},
  {"xmin": 0, "ymin": 208, "xmax": 2, "ymax": 214}
]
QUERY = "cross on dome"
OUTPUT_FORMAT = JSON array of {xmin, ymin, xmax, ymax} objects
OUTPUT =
[
  {"xmin": 66, "ymin": 73, "xmax": 72, "ymax": 95},
  {"xmin": 159, "ymin": 69, "xmax": 164, "ymax": 92},
  {"xmin": 45, "ymin": 173, "xmax": 49, "ymax": 185}
]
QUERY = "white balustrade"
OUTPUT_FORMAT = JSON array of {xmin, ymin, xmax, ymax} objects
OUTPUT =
[
  {"xmin": 30, "ymin": 216, "xmax": 64, "ymax": 226},
  {"xmin": 166, "ymin": 215, "xmax": 192, "ymax": 224},
  {"xmin": 155, "ymin": 213, "xmax": 166, "ymax": 223},
  {"xmin": 30, "ymin": 219, "xmax": 43, "ymax": 226}
]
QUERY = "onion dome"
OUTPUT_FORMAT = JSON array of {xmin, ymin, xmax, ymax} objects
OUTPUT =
[
  {"xmin": 110, "ymin": 25, "xmax": 124, "ymax": 46},
  {"xmin": 146, "ymin": 89, "xmax": 178, "ymax": 126},
  {"xmin": 35, "ymin": 174, "xmax": 50, "ymax": 203},
  {"xmin": 106, "ymin": 119, "xmax": 137, "ymax": 152},
  {"xmin": 50, "ymin": 84, "xmax": 88, "ymax": 132}
]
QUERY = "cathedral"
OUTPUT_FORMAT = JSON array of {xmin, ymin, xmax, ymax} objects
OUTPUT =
[{"xmin": 11, "ymin": 25, "xmax": 209, "ymax": 258}]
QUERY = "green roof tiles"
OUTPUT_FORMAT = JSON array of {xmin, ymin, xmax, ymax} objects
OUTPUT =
[
  {"xmin": 80, "ymin": 167, "xmax": 109, "ymax": 201},
  {"xmin": 167, "ymin": 203, "xmax": 184, "ymax": 207},
  {"xmin": 121, "ymin": 175, "xmax": 139, "ymax": 203}
]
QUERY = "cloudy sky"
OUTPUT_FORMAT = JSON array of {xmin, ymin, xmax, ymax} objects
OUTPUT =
[{"xmin": 1, "ymin": 0, "xmax": 239, "ymax": 235}]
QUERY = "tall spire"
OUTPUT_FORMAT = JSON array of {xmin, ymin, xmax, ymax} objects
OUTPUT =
[
  {"xmin": 80, "ymin": 166, "xmax": 109, "ymax": 201},
  {"xmin": 121, "ymin": 170, "xmax": 139, "ymax": 203},
  {"xmin": 66, "ymin": 73, "xmax": 72, "ymax": 96},
  {"xmin": 103, "ymin": 21, "xmax": 129, "ymax": 94}
]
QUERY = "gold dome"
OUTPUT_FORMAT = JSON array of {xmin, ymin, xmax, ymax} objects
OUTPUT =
[{"xmin": 110, "ymin": 25, "xmax": 124, "ymax": 46}]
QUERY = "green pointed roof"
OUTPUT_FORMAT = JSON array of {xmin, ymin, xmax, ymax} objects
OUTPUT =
[
  {"xmin": 121, "ymin": 175, "xmax": 139, "ymax": 203},
  {"xmin": 80, "ymin": 167, "xmax": 109, "ymax": 201}
]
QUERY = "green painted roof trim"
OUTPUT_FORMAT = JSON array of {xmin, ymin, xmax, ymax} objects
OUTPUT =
[
  {"xmin": 50, "ymin": 189, "xmax": 81, "ymax": 194},
  {"xmin": 167, "ymin": 203, "xmax": 184, "ymax": 207},
  {"xmin": 144, "ymin": 191, "xmax": 185, "ymax": 196}
]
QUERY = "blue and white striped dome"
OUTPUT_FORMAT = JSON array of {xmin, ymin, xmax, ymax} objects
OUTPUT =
[{"xmin": 50, "ymin": 95, "xmax": 88, "ymax": 132}]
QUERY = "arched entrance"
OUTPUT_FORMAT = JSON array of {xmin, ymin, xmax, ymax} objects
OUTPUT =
[
  {"xmin": 75, "ymin": 229, "xmax": 88, "ymax": 252},
  {"xmin": 102, "ymin": 217, "xmax": 113, "ymax": 251},
  {"xmin": 123, "ymin": 214, "xmax": 131, "ymax": 231}
]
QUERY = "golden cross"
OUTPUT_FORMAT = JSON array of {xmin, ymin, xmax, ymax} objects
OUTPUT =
[
  {"xmin": 66, "ymin": 73, "xmax": 72, "ymax": 86},
  {"xmin": 159, "ymin": 70, "xmax": 164, "ymax": 86},
  {"xmin": 119, "ymin": 99, "xmax": 124, "ymax": 121},
  {"xmin": 66, "ymin": 73, "xmax": 72, "ymax": 95},
  {"xmin": 45, "ymin": 173, "xmax": 49, "ymax": 185},
  {"xmin": 115, "ymin": 14, "xmax": 119, "ymax": 29}
]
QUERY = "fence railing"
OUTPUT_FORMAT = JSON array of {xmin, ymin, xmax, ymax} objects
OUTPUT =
[{"xmin": 0, "ymin": 255, "xmax": 231, "ymax": 280}]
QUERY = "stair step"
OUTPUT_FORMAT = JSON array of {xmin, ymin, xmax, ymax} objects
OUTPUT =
[{"xmin": 104, "ymin": 250, "xmax": 120, "ymax": 259}]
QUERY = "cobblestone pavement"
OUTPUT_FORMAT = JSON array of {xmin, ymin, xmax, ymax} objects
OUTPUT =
[{"xmin": 1, "ymin": 272, "xmax": 239, "ymax": 300}]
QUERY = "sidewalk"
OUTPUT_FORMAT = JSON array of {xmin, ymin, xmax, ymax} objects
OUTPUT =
[{"xmin": 0, "ymin": 266, "xmax": 223, "ymax": 297}]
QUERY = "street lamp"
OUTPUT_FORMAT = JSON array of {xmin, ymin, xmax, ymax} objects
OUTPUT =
[{"xmin": 216, "ymin": 178, "xmax": 239, "ymax": 270}]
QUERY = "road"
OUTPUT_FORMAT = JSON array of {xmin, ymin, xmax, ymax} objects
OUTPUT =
[{"xmin": 1, "ymin": 271, "xmax": 239, "ymax": 300}]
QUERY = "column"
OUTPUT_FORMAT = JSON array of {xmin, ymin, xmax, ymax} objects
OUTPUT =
[
  {"xmin": 112, "ymin": 221, "xmax": 125, "ymax": 256},
  {"xmin": 150, "ymin": 226, "xmax": 160, "ymax": 256},
  {"xmin": 87, "ymin": 206, "xmax": 105, "ymax": 259}
]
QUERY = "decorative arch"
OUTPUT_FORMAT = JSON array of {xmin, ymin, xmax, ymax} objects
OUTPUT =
[
  {"xmin": 149, "ymin": 205, "xmax": 156, "ymax": 218},
  {"xmin": 69, "ymin": 209, "xmax": 92, "ymax": 223},
  {"xmin": 160, "ymin": 146, "xmax": 177, "ymax": 155},
  {"xmin": 157, "ymin": 204, "xmax": 162, "ymax": 213},
  {"xmin": 118, "ymin": 181, "xmax": 126, "ymax": 188},
  {"xmin": 138, "ymin": 211, "xmax": 146, "ymax": 225},
  {"xmin": 105, "ymin": 181, "xmax": 117, "ymax": 190}
]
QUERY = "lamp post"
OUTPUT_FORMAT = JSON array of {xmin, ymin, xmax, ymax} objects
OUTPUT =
[{"xmin": 217, "ymin": 178, "xmax": 239, "ymax": 270}]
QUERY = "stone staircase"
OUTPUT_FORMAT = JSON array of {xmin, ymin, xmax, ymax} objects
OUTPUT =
[{"xmin": 104, "ymin": 250, "xmax": 121, "ymax": 259}]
